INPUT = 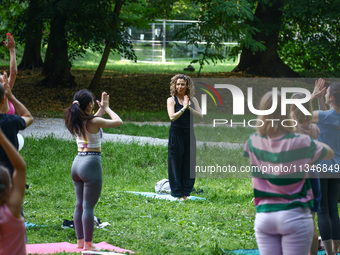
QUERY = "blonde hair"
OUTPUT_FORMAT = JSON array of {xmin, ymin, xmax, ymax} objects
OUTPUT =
[
  {"xmin": 257, "ymin": 91, "xmax": 295, "ymax": 136},
  {"xmin": 290, "ymin": 93, "xmax": 312, "ymax": 124},
  {"xmin": 169, "ymin": 74, "xmax": 194, "ymax": 97}
]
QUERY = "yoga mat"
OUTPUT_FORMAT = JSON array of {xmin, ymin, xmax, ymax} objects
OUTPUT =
[
  {"xmin": 25, "ymin": 222, "xmax": 47, "ymax": 228},
  {"xmin": 81, "ymin": 252, "xmax": 125, "ymax": 255},
  {"xmin": 127, "ymin": 191, "xmax": 206, "ymax": 201},
  {"xmin": 26, "ymin": 241, "xmax": 134, "ymax": 254},
  {"xmin": 223, "ymin": 249, "xmax": 337, "ymax": 254}
]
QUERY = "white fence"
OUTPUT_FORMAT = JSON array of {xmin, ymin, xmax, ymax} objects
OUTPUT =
[{"xmin": 122, "ymin": 20, "xmax": 239, "ymax": 63}]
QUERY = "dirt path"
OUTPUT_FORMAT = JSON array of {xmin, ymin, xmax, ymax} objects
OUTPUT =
[{"xmin": 19, "ymin": 118, "xmax": 243, "ymax": 149}]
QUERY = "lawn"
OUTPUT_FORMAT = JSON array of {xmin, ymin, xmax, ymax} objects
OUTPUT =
[
  {"xmin": 105, "ymin": 123, "xmax": 255, "ymax": 144},
  {"xmin": 2, "ymin": 46, "xmax": 321, "ymax": 255},
  {"xmin": 23, "ymin": 136, "xmax": 256, "ymax": 255}
]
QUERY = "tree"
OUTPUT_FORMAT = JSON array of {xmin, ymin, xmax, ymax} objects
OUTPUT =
[
  {"xmin": 89, "ymin": 0, "xmax": 180, "ymax": 90},
  {"xmin": 278, "ymin": 0, "xmax": 340, "ymax": 76},
  {"xmin": 89, "ymin": 0, "xmax": 126, "ymax": 90},
  {"xmin": 233, "ymin": 0, "xmax": 298, "ymax": 77},
  {"xmin": 189, "ymin": 0, "xmax": 340, "ymax": 77},
  {"xmin": 40, "ymin": 0, "xmax": 132, "ymax": 88},
  {"xmin": 17, "ymin": 0, "xmax": 44, "ymax": 70},
  {"xmin": 177, "ymin": 0, "xmax": 264, "ymax": 74},
  {"xmin": 40, "ymin": 0, "xmax": 75, "ymax": 87}
]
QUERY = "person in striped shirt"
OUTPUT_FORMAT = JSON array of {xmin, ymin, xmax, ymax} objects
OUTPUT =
[{"xmin": 244, "ymin": 91, "xmax": 333, "ymax": 255}]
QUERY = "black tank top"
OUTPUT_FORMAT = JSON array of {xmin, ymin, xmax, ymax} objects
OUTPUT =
[{"xmin": 171, "ymin": 96, "xmax": 193, "ymax": 129}]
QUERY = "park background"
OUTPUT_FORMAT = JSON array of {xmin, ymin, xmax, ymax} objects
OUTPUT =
[{"xmin": 1, "ymin": 0, "xmax": 340, "ymax": 254}]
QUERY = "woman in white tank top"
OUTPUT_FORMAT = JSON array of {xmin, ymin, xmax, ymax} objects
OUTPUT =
[{"xmin": 64, "ymin": 89, "xmax": 122, "ymax": 251}]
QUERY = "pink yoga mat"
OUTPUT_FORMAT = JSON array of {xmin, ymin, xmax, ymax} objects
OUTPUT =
[{"xmin": 26, "ymin": 241, "xmax": 134, "ymax": 254}]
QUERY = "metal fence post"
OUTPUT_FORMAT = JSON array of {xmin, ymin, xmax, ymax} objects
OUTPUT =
[{"xmin": 162, "ymin": 19, "xmax": 166, "ymax": 62}]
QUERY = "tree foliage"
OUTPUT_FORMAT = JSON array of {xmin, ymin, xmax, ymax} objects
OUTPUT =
[
  {"xmin": 2, "ymin": 0, "xmax": 340, "ymax": 82},
  {"xmin": 182, "ymin": 0, "xmax": 340, "ymax": 77},
  {"xmin": 279, "ymin": 0, "xmax": 340, "ymax": 76},
  {"xmin": 176, "ymin": 0, "xmax": 265, "ymax": 74}
]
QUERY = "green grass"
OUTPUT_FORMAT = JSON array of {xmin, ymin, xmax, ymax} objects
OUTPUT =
[
  {"xmin": 71, "ymin": 48, "xmax": 237, "ymax": 74},
  {"xmin": 105, "ymin": 123, "xmax": 170, "ymax": 139},
  {"xmin": 23, "ymin": 136, "xmax": 256, "ymax": 254},
  {"xmin": 105, "ymin": 123, "xmax": 255, "ymax": 144},
  {"xmin": 0, "ymin": 47, "xmax": 237, "ymax": 74},
  {"xmin": 73, "ymin": 55, "xmax": 236, "ymax": 75},
  {"xmin": 32, "ymin": 111, "xmax": 171, "ymax": 122}
]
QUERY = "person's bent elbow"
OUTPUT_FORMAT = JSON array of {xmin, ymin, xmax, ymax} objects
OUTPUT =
[
  {"xmin": 26, "ymin": 116, "xmax": 34, "ymax": 127},
  {"xmin": 117, "ymin": 119, "xmax": 123, "ymax": 127},
  {"xmin": 23, "ymin": 116, "xmax": 33, "ymax": 128},
  {"xmin": 318, "ymin": 141, "xmax": 335, "ymax": 160},
  {"xmin": 324, "ymin": 147, "xmax": 334, "ymax": 161}
]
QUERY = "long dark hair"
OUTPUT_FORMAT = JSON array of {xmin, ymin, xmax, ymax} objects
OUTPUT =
[
  {"xmin": 64, "ymin": 89, "xmax": 95, "ymax": 135},
  {"xmin": 328, "ymin": 82, "xmax": 340, "ymax": 108}
]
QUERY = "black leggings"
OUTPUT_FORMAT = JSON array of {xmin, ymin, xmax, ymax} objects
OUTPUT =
[{"xmin": 317, "ymin": 178, "xmax": 340, "ymax": 240}]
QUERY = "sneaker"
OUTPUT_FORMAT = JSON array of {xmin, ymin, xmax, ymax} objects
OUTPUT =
[
  {"xmin": 61, "ymin": 219, "xmax": 74, "ymax": 229},
  {"xmin": 94, "ymin": 216, "xmax": 101, "ymax": 226}
]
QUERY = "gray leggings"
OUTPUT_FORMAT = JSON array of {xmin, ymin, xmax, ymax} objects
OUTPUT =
[{"xmin": 71, "ymin": 154, "xmax": 102, "ymax": 242}]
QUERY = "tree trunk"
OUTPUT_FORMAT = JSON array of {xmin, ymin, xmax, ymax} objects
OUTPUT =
[
  {"xmin": 89, "ymin": 0, "xmax": 124, "ymax": 91},
  {"xmin": 233, "ymin": 0, "xmax": 298, "ymax": 77},
  {"xmin": 18, "ymin": 0, "xmax": 44, "ymax": 70},
  {"xmin": 18, "ymin": 33, "xmax": 43, "ymax": 70},
  {"xmin": 40, "ymin": 14, "xmax": 75, "ymax": 87},
  {"xmin": 89, "ymin": 40, "xmax": 112, "ymax": 91}
]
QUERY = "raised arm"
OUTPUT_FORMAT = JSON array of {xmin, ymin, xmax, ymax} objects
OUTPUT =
[
  {"xmin": 190, "ymin": 97, "xmax": 203, "ymax": 119},
  {"xmin": 94, "ymin": 91, "xmax": 107, "ymax": 117},
  {"xmin": 0, "ymin": 128, "xmax": 26, "ymax": 218},
  {"xmin": 167, "ymin": 96, "xmax": 189, "ymax": 122},
  {"xmin": 3, "ymin": 33, "xmax": 17, "ymax": 89},
  {"xmin": 311, "ymin": 78, "xmax": 327, "ymax": 111},
  {"xmin": 90, "ymin": 92, "xmax": 123, "ymax": 130},
  {"xmin": 4, "ymin": 72, "xmax": 33, "ymax": 127}
]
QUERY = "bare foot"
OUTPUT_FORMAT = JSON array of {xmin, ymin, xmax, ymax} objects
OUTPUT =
[
  {"xmin": 84, "ymin": 241, "xmax": 101, "ymax": 251},
  {"xmin": 76, "ymin": 239, "xmax": 84, "ymax": 249}
]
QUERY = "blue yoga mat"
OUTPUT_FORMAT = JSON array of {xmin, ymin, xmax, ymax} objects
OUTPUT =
[
  {"xmin": 25, "ymin": 222, "xmax": 47, "ymax": 228},
  {"xmin": 127, "ymin": 191, "xmax": 206, "ymax": 201}
]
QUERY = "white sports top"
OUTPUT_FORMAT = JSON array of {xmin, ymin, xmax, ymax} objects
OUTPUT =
[{"xmin": 76, "ymin": 124, "xmax": 103, "ymax": 148}]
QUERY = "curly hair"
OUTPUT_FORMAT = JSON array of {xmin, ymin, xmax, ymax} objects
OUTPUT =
[{"xmin": 169, "ymin": 74, "xmax": 194, "ymax": 97}]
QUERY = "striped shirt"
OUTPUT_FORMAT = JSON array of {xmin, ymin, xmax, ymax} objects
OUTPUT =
[{"xmin": 244, "ymin": 132, "xmax": 327, "ymax": 213}]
